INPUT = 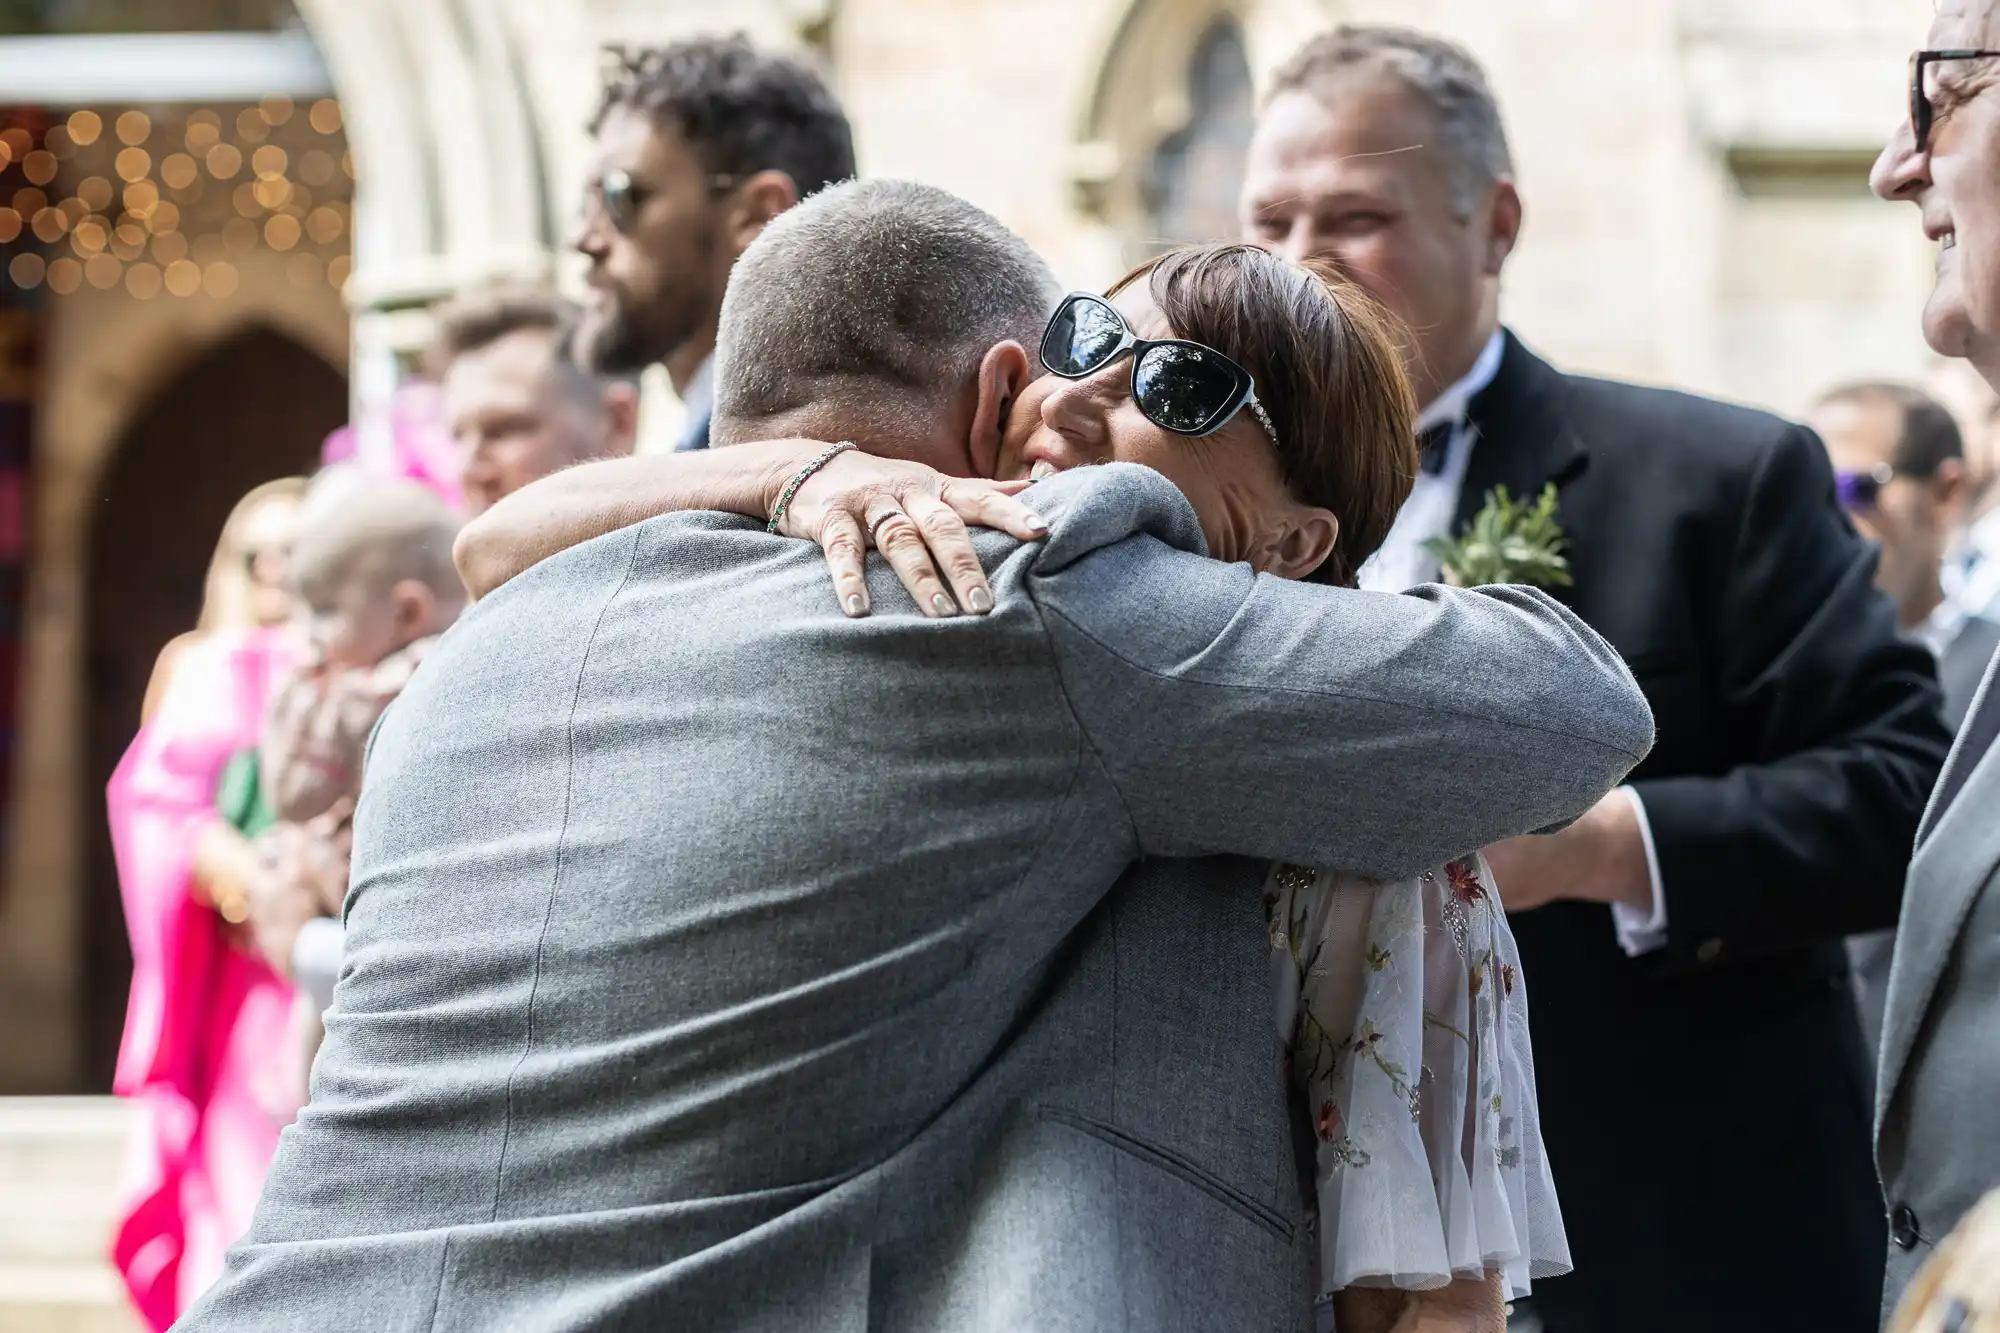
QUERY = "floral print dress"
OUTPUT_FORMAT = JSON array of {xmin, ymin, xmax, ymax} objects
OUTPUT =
[{"xmin": 1269, "ymin": 855, "xmax": 1570, "ymax": 1309}]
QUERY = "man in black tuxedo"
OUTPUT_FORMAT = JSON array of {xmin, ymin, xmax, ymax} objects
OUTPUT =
[{"xmin": 1242, "ymin": 26, "xmax": 1952, "ymax": 1331}]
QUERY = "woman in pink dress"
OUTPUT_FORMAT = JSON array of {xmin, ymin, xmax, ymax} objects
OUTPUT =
[{"xmin": 106, "ymin": 478, "xmax": 309, "ymax": 1330}]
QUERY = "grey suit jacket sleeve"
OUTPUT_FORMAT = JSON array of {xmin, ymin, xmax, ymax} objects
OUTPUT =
[{"xmin": 1023, "ymin": 465, "xmax": 1655, "ymax": 880}]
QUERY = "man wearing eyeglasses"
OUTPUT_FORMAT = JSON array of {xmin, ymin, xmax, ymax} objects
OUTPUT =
[
  {"xmin": 573, "ymin": 37, "xmax": 856, "ymax": 453},
  {"xmin": 1808, "ymin": 381, "xmax": 2000, "ymax": 1105},
  {"xmin": 1871, "ymin": 1, "xmax": 2000, "ymax": 1319},
  {"xmin": 1241, "ymin": 24, "xmax": 1953, "ymax": 1333}
]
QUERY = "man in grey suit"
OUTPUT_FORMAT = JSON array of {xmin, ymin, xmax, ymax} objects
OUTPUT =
[
  {"xmin": 1871, "ymin": 1, "xmax": 2000, "ymax": 1317},
  {"xmin": 184, "ymin": 183, "xmax": 1651, "ymax": 1332}
]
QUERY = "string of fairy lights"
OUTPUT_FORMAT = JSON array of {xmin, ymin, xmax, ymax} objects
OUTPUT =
[{"xmin": 0, "ymin": 94, "xmax": 353, "ymax": 300}]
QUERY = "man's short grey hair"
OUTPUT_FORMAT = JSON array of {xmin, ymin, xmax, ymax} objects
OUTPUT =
[
  {"xmin": 1272, "ymin": 25, "xmax": 1514, "ymax": 218},
  {"xmin": 712, "ymin": 179, "xmax": 1059, "ymax": 443}
]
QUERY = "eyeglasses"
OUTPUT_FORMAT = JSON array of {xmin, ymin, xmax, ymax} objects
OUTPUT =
[
  {"xmin": 584, "ymin": 168, "xmax": 742, "ymax": 234},
  {"xmin": 1038, "ymin": 292, "xmax": 1280, "ymax": 448},
  {"xmin": 1835, "ymin": 462, "xmax": 1898, "ymax": 512},
  {"xmin": 1909, "ymin": 49, "xmax": 2000, "ymax": 151}
]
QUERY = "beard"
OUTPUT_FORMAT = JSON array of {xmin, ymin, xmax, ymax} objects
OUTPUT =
[{"xmin": 576, "ymin": 290, "xmax": 684, "ymax": 376}]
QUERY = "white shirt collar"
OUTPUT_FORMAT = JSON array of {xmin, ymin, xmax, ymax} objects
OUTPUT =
[
  {"xmin": 1917, "ymin": 597, "xmax": 1969, "ymax": 660},
  {"xmin": 1416, "ymin": 329, "xmax": 1506, "ymax": 435},
  {"xmin": 679, "ymin": 354, "xmax": 716, "ymax": 423}
]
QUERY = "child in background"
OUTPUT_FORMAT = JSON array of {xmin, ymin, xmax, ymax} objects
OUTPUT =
[{"xmin": 246, "ymin": 479, "xmax": 466, "ymax": 1031}]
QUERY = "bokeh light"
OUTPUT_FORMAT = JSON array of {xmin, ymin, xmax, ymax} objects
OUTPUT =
[
  {"xmin": 0, "ymin": 128, "xmax": 33, "ymax": 158},
  {"xmin": 151, "ymin": 230, "xmax": 187, "ymax": 264},
  {"xmin": 327, "ymin": 253, "xmax": 351, "ymax": 291},
  {"xmin": 84, "ymin": 252, "xmax": 122, "ymax": 289},
  {"xmin": 46, "ymin": 257, "xmax": 82, "ymax": 294},
  {"xmin": 147, "ymin": 200, "xmax": 180, "ymax": 234},
  {"xmin": 77, "ymin": 176, "xmax": 113, "ymax": 211},
  {"xmin": 260, "ymin": 95, "xmax": 294, "ymax": 126},
  {"xmin": 66, "ymin": 110, "xmax": 102, "ymax": 146},
  {"xmin": 125, "ymin": 261, "xmax": 162, "ymax": 299},
  {"xmin": 116, "ymin": 111, "xmax": 151, "ymax": 145},
  {"xmin": 252, "ymin": 145, "xmax": 287, "ymax": 180},
  {"xmin": 115, "ymin": 148, "xmax": 150, "ymax": 183},
  {"xmin": 185, "ymin": 112, "xmax": 221, "ymax": 154},
  {"xmin": 123, "ymin": 181, "xmax": 159, "ymax": 216},
  {"xmin": 164, "ymin": 258, "xmax": 201, "ymax": 296},
  {"xmin": 10, "ymin": 253, "xmax": 46, "ymax": 289},
  {"xmin": 235, "ymin": 108, "xmax": 268, "ymax": 143},
  {"xmin": 300, "ymin": 149, "xmax": 336, "ymax": 186},
  {"xmin": 31, "ymin": 207, "xmax": 69, "ymax": 243},
  {"xmin": 308, "ymin": 99, "xmax": 341, "ymax": 135},
  {"xmin": 264, "ymin": 213, "xmax": 301, "ymax": 250},
  {"xmin": 111, "ymin": 222, "xmax": 147, "ymax": 260},
  {"xmin": 232, "ymin": 183, "xmax": 260, "ymax": 217},
  {"xmin": 0, "ymin": 209, "xmax": 19, "ymax": 244},
  {"xmin": 43, "ymin": 126, "xmax": 74, "ymax": 158},
  {"xmin": 160, "ymin": 153, "xmax": 198, "ymax": 190},
  {"xmin": 202, "ymin": 260, "xmax": 239, "ymax": 298},
  {"xmin": 306, "ymin": 205, "xmax": 344, "ymax": 245},
  {"xmin": 22, "ymin": 151, "xmax": 57, "ymax": 185},
  {"xmin": 11, "ymin": 188, "xmax": 45, "ymax": 217},
  {"xmin": 206, "ymin": 143, "xmax": 242, "ymax": 179},
  {"xmin": 70, "ymin": 218, "xmax": 106, "ymax": 256}
]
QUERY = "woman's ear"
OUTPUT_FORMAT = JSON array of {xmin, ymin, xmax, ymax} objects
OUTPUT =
[
  {"xmin": 1258, "ymin": 506, "xmax": 1340, "ymax": 581},
  {"xmin": 968, "ymin": 340, "xmax": 1034, "ymax": 480}
]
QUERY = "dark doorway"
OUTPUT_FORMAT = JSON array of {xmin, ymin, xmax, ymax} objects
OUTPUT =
[{"xmin": 80, "ymin": 324, "xmax": 344, "ymax": 1089}]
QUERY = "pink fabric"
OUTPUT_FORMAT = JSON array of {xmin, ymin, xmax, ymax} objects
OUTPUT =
[
  {"xmin": 319, "ymin": 380, "xmax": 462, "ymax": 510},
  {"xmin": 106, "ymin": 626, "xmax": 306, "ymax": 1330}
]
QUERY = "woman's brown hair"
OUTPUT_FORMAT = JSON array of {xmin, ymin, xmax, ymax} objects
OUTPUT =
[{"xmin": 1109, "ymin": 243, "xmax": 1418, "ymax": 587}]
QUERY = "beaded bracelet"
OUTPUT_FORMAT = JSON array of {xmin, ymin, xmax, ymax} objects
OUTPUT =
[{"xmin": 767, "ymin": 441, "xmax": 857, "ymax": 534}]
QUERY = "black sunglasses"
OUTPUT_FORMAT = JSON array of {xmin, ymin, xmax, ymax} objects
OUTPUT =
[
  {"xmin": 1835, "ymin": 462, "xmax": 1897, "ymax": 512},
  {"xmin": 1039, "ymin": 292, "xmax": 1279, "ymax": 446},
  {"xmin": 1910, "ymin": 48, "xmax": 2000, "ymax": 151},
  {"xmin": 585, "ymin": 168, "xmax": 741, "ymax": 235}
]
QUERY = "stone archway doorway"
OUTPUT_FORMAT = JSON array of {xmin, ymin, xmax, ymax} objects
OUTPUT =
[{"xmin": 78, "ymin": 324, "xmax": 345, "ymax": 1089}]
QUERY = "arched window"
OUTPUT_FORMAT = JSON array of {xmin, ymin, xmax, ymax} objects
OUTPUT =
[
  {"xmin": 1070, "ymin": 4, "xmax": 1258, "ymax": 265},
  {"xmin": 1143, "ymin": 20, "xmax": 1254, "ymax": 249}
]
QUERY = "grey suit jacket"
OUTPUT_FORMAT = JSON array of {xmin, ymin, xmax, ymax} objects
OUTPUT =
[
  {"xmin": 1877, "ymin": 636, "xmax": 2000, "ymax": 1320},
  {"xmin": 183, "ymin": 464, "xmax": 1652, "ymax": 1333}
]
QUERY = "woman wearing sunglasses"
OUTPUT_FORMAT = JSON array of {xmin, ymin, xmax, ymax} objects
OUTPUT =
[{"xmin": 458, "ymin": 239, "xmax": 1569, "ymax": 1328}]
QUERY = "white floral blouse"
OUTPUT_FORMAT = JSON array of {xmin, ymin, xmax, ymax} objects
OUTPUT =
[{"xmin": 1268, "ymin": 854, "xmax": 1571, "ymax": 1306}]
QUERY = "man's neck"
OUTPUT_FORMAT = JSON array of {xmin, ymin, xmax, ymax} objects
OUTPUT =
[
  {"xmin": 1416, "ymin": 317, "xmax": 1503, "ymax": 418},
  {"xmin": 664, "ymin": 326, "xmax": 719, "ymax": 399},
  {"xmin": 1902, "ymin": 582, "xmax": 1947, "ymax": 633}
]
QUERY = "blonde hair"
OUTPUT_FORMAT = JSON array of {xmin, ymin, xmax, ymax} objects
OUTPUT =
[{"xmin": 198, "ymin": 476, "xmax": 309, "ymax": 633}]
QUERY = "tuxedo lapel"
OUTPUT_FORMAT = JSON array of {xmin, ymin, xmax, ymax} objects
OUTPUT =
[
  {"xmin": 1455, "ymin": 331, "xmax": 1591, "ymax": 536},
  {"xmin": 1877, "ymin": 656, "xmax": 2000, "ymax": 1131}
]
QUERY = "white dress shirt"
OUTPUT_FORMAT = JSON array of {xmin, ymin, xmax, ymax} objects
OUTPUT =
[{"xmin": 1359, "ymin": 329, "xmax": 1670, "ymax": 956}]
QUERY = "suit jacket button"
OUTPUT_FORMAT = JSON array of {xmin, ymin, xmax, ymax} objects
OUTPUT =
[
  {"xmin": 1695, "ymin": 938, "xmax": 1723, "ymax": 963},
  {"xmin": 1890, "ymin": 1203, "xmax": 1921, "ymax": 1250}
]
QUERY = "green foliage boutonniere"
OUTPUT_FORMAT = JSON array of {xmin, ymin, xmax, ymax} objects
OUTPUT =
[{"xmin": 1422, "ymin": 483, "xmax": 1573, "ymax": 589}]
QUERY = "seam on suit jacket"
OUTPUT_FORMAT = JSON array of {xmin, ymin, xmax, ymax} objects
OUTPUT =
[
  {"xmin": 483, "ymin": 526, "xmax": 645, "ymax": 1229},
  {"xmin": 1037, "ymin": 1105, "xmax": 1297, "ymax": 1242}
]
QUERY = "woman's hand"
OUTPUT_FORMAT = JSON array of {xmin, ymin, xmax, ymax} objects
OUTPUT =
[{"xmin": 766, "ymin": 449, "xmax": 1048, "ymax": 618}]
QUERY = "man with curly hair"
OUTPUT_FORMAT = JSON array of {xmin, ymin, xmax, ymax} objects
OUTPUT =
[{"xmin": 573, "ymin": 36, "xmax": 856, "ymax": 452}]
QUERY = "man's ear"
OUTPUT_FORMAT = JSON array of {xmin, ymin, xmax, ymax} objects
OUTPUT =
[
  {"xmin": 599, "ymin": 379, "xmax": 641, "ymax": 459},
  {"xmin": 726, "ymin": 169, "xmax": 801, "ymax": 257},
  {"xmin": 1932, "ymin": 455, "xmax": 1970, "ymax": 515},
  {"xmin": 1483, "ymin": 178, "xmax": 1523, "ymax": 277},
  {"xmin": 967, "ymin": 341, "xmax": 1034, "ymax": 481},
  {"xmin": 1258, "ymin": 506, "xmax": 1341, "ymax": 581}
]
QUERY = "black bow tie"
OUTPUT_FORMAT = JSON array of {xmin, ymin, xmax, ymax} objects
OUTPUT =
[{"xmin": 1418, "ymin": 422, "xmax": 1456, "ymax": 476}]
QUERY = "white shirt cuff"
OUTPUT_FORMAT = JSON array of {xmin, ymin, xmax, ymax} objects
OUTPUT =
[
  {"xmin": 1609, "ymin": 786, "xmax": 1668, "ymax": 956},
  {"xmin": 291, "ymin": 915, "xmax": 345, "ymax": 1012}
]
